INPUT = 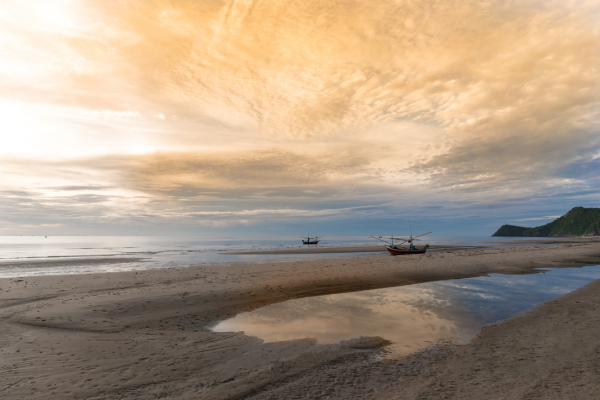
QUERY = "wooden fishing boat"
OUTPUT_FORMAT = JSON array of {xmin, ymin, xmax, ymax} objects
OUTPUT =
[
  {"xmin": 301, "ymin": 234, "xmax": 323, "ymax": 245},
  {"xmin": 302, "ymin": 239, "xmax": 320, "ymax": 245},
  {"xmin": 370, "ymin": 221, "xmax": 431, "ymax": 255},
  {"xmin": 385, "ymin": 244, "xmax": 428, "ymax": 255}
]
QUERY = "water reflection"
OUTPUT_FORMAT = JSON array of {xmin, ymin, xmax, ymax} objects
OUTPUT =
[{"xmin": 213, "ymin": 266, "xmax": 600, "ymax": 357}]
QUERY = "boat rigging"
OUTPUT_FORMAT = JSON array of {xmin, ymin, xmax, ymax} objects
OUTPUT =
[{"xmin": 370, "ymin": 221, "xmax": 431, "ymax": 255}]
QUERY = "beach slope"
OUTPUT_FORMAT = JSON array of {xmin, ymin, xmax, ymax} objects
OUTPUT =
[{"xmin": 1, "ymin": 243, "xmax": 600, "ymax": 399}]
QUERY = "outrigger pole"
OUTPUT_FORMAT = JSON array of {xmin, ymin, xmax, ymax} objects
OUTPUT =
[{"xmin": 368, "ymin": 236, "xmax": 408, "ymax": 246}]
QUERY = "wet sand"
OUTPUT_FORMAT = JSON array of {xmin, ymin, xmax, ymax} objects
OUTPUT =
[
  {"xmin": 228, "ymin": 244, "xmax": 466, "ymax": 255},
  {"xmin": 1, "ymin": 242, "xmax": 600, "ymax": 399},
  {"xmin": 229, "ymin": 244, "xmax": 387, "ymax": 255},
  {"xmin": 229, "ymin": 236, "xmax": 600, "ymax": 255}
]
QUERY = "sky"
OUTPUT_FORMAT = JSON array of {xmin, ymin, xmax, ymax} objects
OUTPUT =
[{"xmin": 1, "ymin": 0, "xmax": 599, "ymax": 236}]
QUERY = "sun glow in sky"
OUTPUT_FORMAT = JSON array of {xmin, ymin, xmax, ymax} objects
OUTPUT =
[{"xmin": 1, "ymin": 0, "xmax": 600, "ymax": 235}]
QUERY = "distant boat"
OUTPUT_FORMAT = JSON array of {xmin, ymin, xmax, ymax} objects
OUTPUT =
[
  {"xmin": 300, "ymin": 234, "xmax": 322, "ymax": 245},
  {"xmin": 370, "ymin": 221, "xmax": 431, "ymax": 255}
]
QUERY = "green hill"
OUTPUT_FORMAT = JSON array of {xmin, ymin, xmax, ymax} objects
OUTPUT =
[{"xmin": 492, "ymin": 207, "xmax": 600, "ymax": 237}]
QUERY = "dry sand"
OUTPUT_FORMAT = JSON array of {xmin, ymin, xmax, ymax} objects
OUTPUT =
[{"xmin": 1, "ymin": 242, "xmax": 600, "ymax": 399}]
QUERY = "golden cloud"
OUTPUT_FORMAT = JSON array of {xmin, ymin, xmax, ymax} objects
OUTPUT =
[
  {"xmin": 1, "ymin": 0, "xmax": 599, "ymax": 206},
  {"xmin": 130, "ymin": 148, "xmax": 381, "ymax": 193},
  {"xmin": 85, "ymin": 0, "xmax": 599, "ymax": 139}
]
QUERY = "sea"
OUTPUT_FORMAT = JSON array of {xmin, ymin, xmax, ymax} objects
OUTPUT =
[{"xmin": 0, "ymin": 235, "xmax": 565, "ymax": 278}]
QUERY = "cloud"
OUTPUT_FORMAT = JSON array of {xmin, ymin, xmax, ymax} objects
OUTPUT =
[
  {"xmin": 129, "ymin": 148, "xmax": 380, "ymax": 191},
  {"xmin": 515, "ymin": 216, "xmax": 563, "ymax": 222},
  {"xmin": 77, "ymin": 109, "xmax": 141, "ymax": 119},
  {"xmin": 50, "ymin": 185, "xmax": 113, "ymax": 191},
  {"xmin": 1, "ymin": 0, "xmax": 599, "ymax": 234},
  {"xmin": 96, "ymin": 0, "xmax": 600, "ymax": 192}
]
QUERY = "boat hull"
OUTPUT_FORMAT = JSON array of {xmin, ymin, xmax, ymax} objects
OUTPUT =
[
  {"xmin": 386, "ymin": 246, "xmax": 427, "ymax": 255},
  {"xmin": 302, "ymin": 240, "xmax": 319, "ymax": 245}
]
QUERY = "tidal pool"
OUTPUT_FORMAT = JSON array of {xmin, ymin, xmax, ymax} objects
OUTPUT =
[{"xmin": 213, "ymin": 266, "xmax": 600, "ymax": 357}]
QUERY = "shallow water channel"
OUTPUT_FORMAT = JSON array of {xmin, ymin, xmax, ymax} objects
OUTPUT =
[{"xmin": 213, "ymin": 266, "xmax": 600, "ymax": 357}]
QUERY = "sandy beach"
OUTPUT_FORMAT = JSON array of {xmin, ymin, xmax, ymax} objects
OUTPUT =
[
  {"xmin": 2, "ymin": 241, "xmax": 600, "ymax": 399},
  {"xmin": 6, "ymin": 0, "xmax": 600, "ymax": 398}
]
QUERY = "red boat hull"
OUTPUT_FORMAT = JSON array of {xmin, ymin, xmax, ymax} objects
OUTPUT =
[
  {"xmin": 386, "ymin": 246, "xmax": 427, "ymax": 255},
  {"xmin": 303, "ymin": 240, "xmax": 319, "ymax": 245}
]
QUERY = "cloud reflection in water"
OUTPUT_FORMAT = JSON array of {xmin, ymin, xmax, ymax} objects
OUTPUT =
[{"xmin": 213, "ymin": 266, "xmax": 600, "ymax": 356}]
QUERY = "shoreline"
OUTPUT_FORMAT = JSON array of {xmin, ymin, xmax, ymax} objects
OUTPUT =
[
  {"xmin": 1, "ymin": 236, "xmax": 598, "ymax": 274},
  {"xmin": 223, "ymin": 236, "xmax": 600, "ymax": 255},
  {"xmin": 1, "ymin": 242, "xmax": 600, "ymax": 398},
  {"xmin": 226, "ymin": 244, "xmax": 468, "ymax": 255}
]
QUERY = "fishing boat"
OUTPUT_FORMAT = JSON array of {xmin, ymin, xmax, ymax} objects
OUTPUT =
[
  {"xmin": 385, "ymin": 245, "xmax": 429, "ymax": 255},
  {"xmin": 369, "ymin": 222, "xmax": 431, "ymax": 255},
  {"xmin": 301, "ymin": 234, "xmax": 323, "ymax": 245}
]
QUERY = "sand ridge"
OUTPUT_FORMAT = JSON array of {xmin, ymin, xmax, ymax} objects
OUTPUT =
[{"xmin": 1, "ymin": 243, "xmax": 600, "ymax": 398}]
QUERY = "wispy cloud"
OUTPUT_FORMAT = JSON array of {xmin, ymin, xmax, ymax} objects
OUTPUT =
[{"xmin": 515, "ymin": 216, "xmax": 563, "ymax": 222}]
